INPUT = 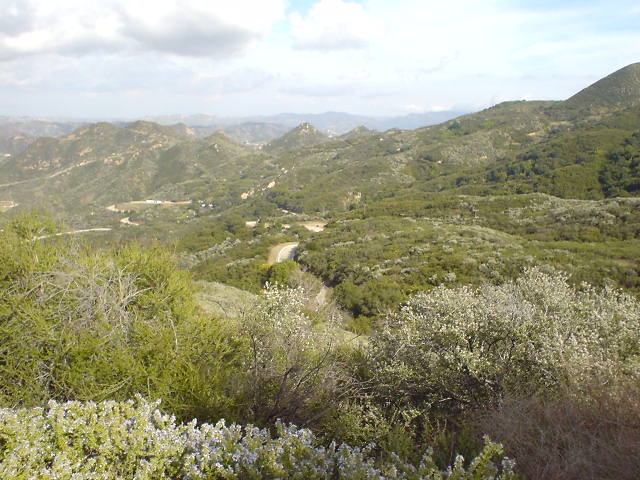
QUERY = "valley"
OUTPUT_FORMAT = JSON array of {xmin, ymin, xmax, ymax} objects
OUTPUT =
[
  {"xmin": 1, "ymin": 62, "xmax": 639, "ymax": 480},
  {"xmin": 2, "ymin": 64, "xmax": 639, "ymax": 318}
]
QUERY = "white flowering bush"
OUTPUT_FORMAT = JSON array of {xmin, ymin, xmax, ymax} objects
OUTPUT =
[
  {"xmin": 239, "ymin": 284, "xmax": 351, "ymax": 427},
  {"xmin": 370, "ymin": 267, "xmax": 640, "ymax": 412},
  {"xmin": 0, "ymin": 397, "xmax": 516, "ymax": 480}
]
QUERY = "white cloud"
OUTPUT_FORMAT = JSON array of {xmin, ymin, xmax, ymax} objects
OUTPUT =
[
  {"xmin": 0, "ymin": 0, "xmax": 286, "ymax": 60},
  {"xmin": 1, "ymin": 0, "xmax": 639, "ymax": 117},
  {"xmin": 191, "ymin": 68, "xmax": 276, "ymax": 94},
  {"xmin": 290, "ymin": 0, "xmax": 383, "ymax": 51},
  {"xmin": 120, "ymin": 0, "xmax": 286, "ymax": 56}
]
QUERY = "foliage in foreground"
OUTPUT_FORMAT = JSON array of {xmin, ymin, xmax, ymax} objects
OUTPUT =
[
  {"xmin": 0, "ymin": 216, "xmax": 241, "ymax": 422},
  {"xmin": 0, "ymin": 216, "xmax": 353, "ymax": 431},
  {"xmin": 2, "ymin": 213, "xmax": 639, "ymax": 479},
  {"xmin": 479, "ymin": 378, "xmax": 640, "ymax": 480},
  {"xmin": 0, "ymin": 397, "xmax": 516, "ymax": 480},
  {"xmin": 238, "ymin": 285, "xmax": 350, "ymax": 427}
]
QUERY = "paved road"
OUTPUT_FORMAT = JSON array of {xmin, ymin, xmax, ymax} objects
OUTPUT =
[{"xmin": 268, "ymin": 242, "xmax": 299, "ymax": 263}]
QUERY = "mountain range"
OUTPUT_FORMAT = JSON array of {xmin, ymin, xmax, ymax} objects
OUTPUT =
[
  {"xmin": 0, "ymin": 63, "xmax": 638, "ymax": 217},
  {"xmin": 0, "ymin": 110, "xmax": 467, "ymax": 154},
  {"xmin": 141, "ymin": 110, "xmax": 468, "ymax": 135},
  {"xmin": 0, "ymin": 61, "xmax": 639, "ymax": 319}
]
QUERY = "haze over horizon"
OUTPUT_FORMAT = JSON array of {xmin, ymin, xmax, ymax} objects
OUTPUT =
[{"xmin": 2, "ymin": 0, "xmax": 639, "ymax": 119}]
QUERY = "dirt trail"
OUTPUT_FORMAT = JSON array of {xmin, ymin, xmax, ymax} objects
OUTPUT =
[
  {"xmin": 120, "ymin": 217, "xmax": 140, "ymax": 226},
  {"xmin": 34, "ymin": 227, "xmax": 112, "ymax": 240},
  {"xmin": 247, "ymin": 220, "xmax": 326, "ymax": 232},
  {"xmin": 0, "ymin": 201, "xmax": 18, "ymax": 212},
  {"xmin": 0, "ymin": 160, "xmax": 100, "ymax": 189},
  {"xmin": 268, "ymin": 242, "xmax": 299, "ymax": 264},
  {"xmin": 106, "ymin": 199, "xmax": 190, "ymax": 226},
  {"xmin": 107, "ymin": 200, "xmax": 190, "ymax": 212}
]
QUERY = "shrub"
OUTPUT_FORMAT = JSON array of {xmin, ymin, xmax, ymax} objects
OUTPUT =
[
  {"xmin": 368, "ymin": 267, "xmax": 640, "ymax": 415},
  {"xmin": 264, "ymin": 259, "xmax": 300, "ymax": 286},
  {"xmin": 0, "ymin": 221, "xmax": 240, "ymax": 422},
  {"xmin": 0, "ymin": 397, "xmax": 517, "ymax": 480},
  {"xmin": 238, "ymin": 285, "xmax": 352, "ymax": 428}
]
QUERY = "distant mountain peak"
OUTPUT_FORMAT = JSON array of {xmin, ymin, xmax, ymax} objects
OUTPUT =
[
  {"xmin": 283, "ymin": 122, "xmax": 326, "ymax": 140},
  {"xmin": 263, "ymin": 122, "xmax": 328, "ymax": 153},
  {"xmin": 339, "ymin": 125, "xmax": 374, "ymax": 139},
  {"xmin": 564, "ymin": 62, "xmax": 640, "ymax": 110},
  {"xmin": 294, "ymin": 122, "xmax": 320, "ymax": 134}
]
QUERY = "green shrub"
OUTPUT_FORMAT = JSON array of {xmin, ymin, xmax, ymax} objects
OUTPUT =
[
  {"xmin": 0, "ymin": 218, "xmax": 241, "ymax": 422},
  {"xmin": 264, "ymin": 259, "xmax": 299, "ymax": 286}
]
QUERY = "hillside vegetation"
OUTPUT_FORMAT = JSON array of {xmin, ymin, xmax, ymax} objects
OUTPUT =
[{"xmin": 1, "ymin": 64, "xmax": 640, "ymax": 479}]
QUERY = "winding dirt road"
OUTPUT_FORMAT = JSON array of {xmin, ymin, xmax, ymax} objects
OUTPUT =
[
  {"xmin": 33, "ymin": 227, "xmax": 112, "ymax": 240},
  {"xmin": 0, "ymin": 159, "xmax": 100, "ymax": 189}
]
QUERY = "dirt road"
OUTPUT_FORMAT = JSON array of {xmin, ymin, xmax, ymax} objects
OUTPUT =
[
  {"xmin": 119, "ymin": 217, "xmax": 140, "ymax": 226},
  {"xmin": 33, "ymin": 227, "xmax": 112, "ymax": 240},
  {"xmin": 299, "ymin": 221, "xmax": 326, "ymax": 232},
  {"xmin": 0, "ymin": 160, "xmax": 100, "ymax": 189}
]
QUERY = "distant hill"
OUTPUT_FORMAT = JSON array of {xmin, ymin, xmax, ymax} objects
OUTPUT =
[
  {"xmin": 339, "ymin": 125, "xmax": 375, "ymax": 139},
  {"xmin": 222, "ymin": 122, "xmax": 291, "ymax": 145},
  {"xmin": 0, "ymin": 118, "xmax": 88, "ymax": 155},
  {"xmin": 1, "ymin": 110, "xmax": 467, "ymax": 152},
  {"xmin": 0, "ymin": 135, "xmax": 34, "ymax": 156},
  {"xmin": 2, "ymin": 62, "xmax": 639, "ymax": 227},
  {"xmin": 0, "ymin": 120, "xmax": 273, "ymax": 213},
  {"xmin": 263, "ymin": 123, "xmax": 329, "ymax": 153},
  {"xmin": 370, "ymin": 111, "xmax": 469, "ymax": 131},
  {"xmin": 143, "ymin": 110, "xmax": 467, "ymax": 138},
  {"xmin": 564, "ymin": 62, "xmax": 640, "ymax": 111}
]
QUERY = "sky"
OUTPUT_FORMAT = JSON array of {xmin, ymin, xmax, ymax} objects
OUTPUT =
[{"xmin": 1, "ymin": 0, "xmax": 639, "ymax": 119}]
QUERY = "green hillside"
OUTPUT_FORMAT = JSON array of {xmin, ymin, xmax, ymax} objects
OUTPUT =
[
  {"xmin": 0, "ymin": 122, "xmax": 280, "ymax": 218},
  {"xmin": 564, "ymin": 62, "xmax": 640, "ymax": 111},
  {"xmin": 3, "ymin": 64, "xmax": 639, "ymax": 225},
  {"xmin": 263, "ymin": 122, "xmax": 329, "ymax": 153},
  {"xmin": 1, "ymin": 63, "xmax": 640, "ymax": 479}
]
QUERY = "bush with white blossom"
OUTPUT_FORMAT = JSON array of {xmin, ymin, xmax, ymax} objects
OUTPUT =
[{"xmin": 369, "ymin": 266, "xmax": 640, "ymax": 413}]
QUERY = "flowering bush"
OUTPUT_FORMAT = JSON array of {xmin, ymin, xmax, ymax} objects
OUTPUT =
[
  {"xmin": 0, "ymin": 397, "xmax": 516, "ymax": 480},
  {"xmin": 369, "ymin": 267, "xmax": 640, "ymax": 413},
  {"xmin": 238, "ymin": 285, "xmax": 351, "ymax": 428}
]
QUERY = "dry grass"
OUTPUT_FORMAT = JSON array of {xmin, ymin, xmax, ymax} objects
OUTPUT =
[{"xmin": 478, "ymin": 378, "xmax": 640, "ymax": 480}]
